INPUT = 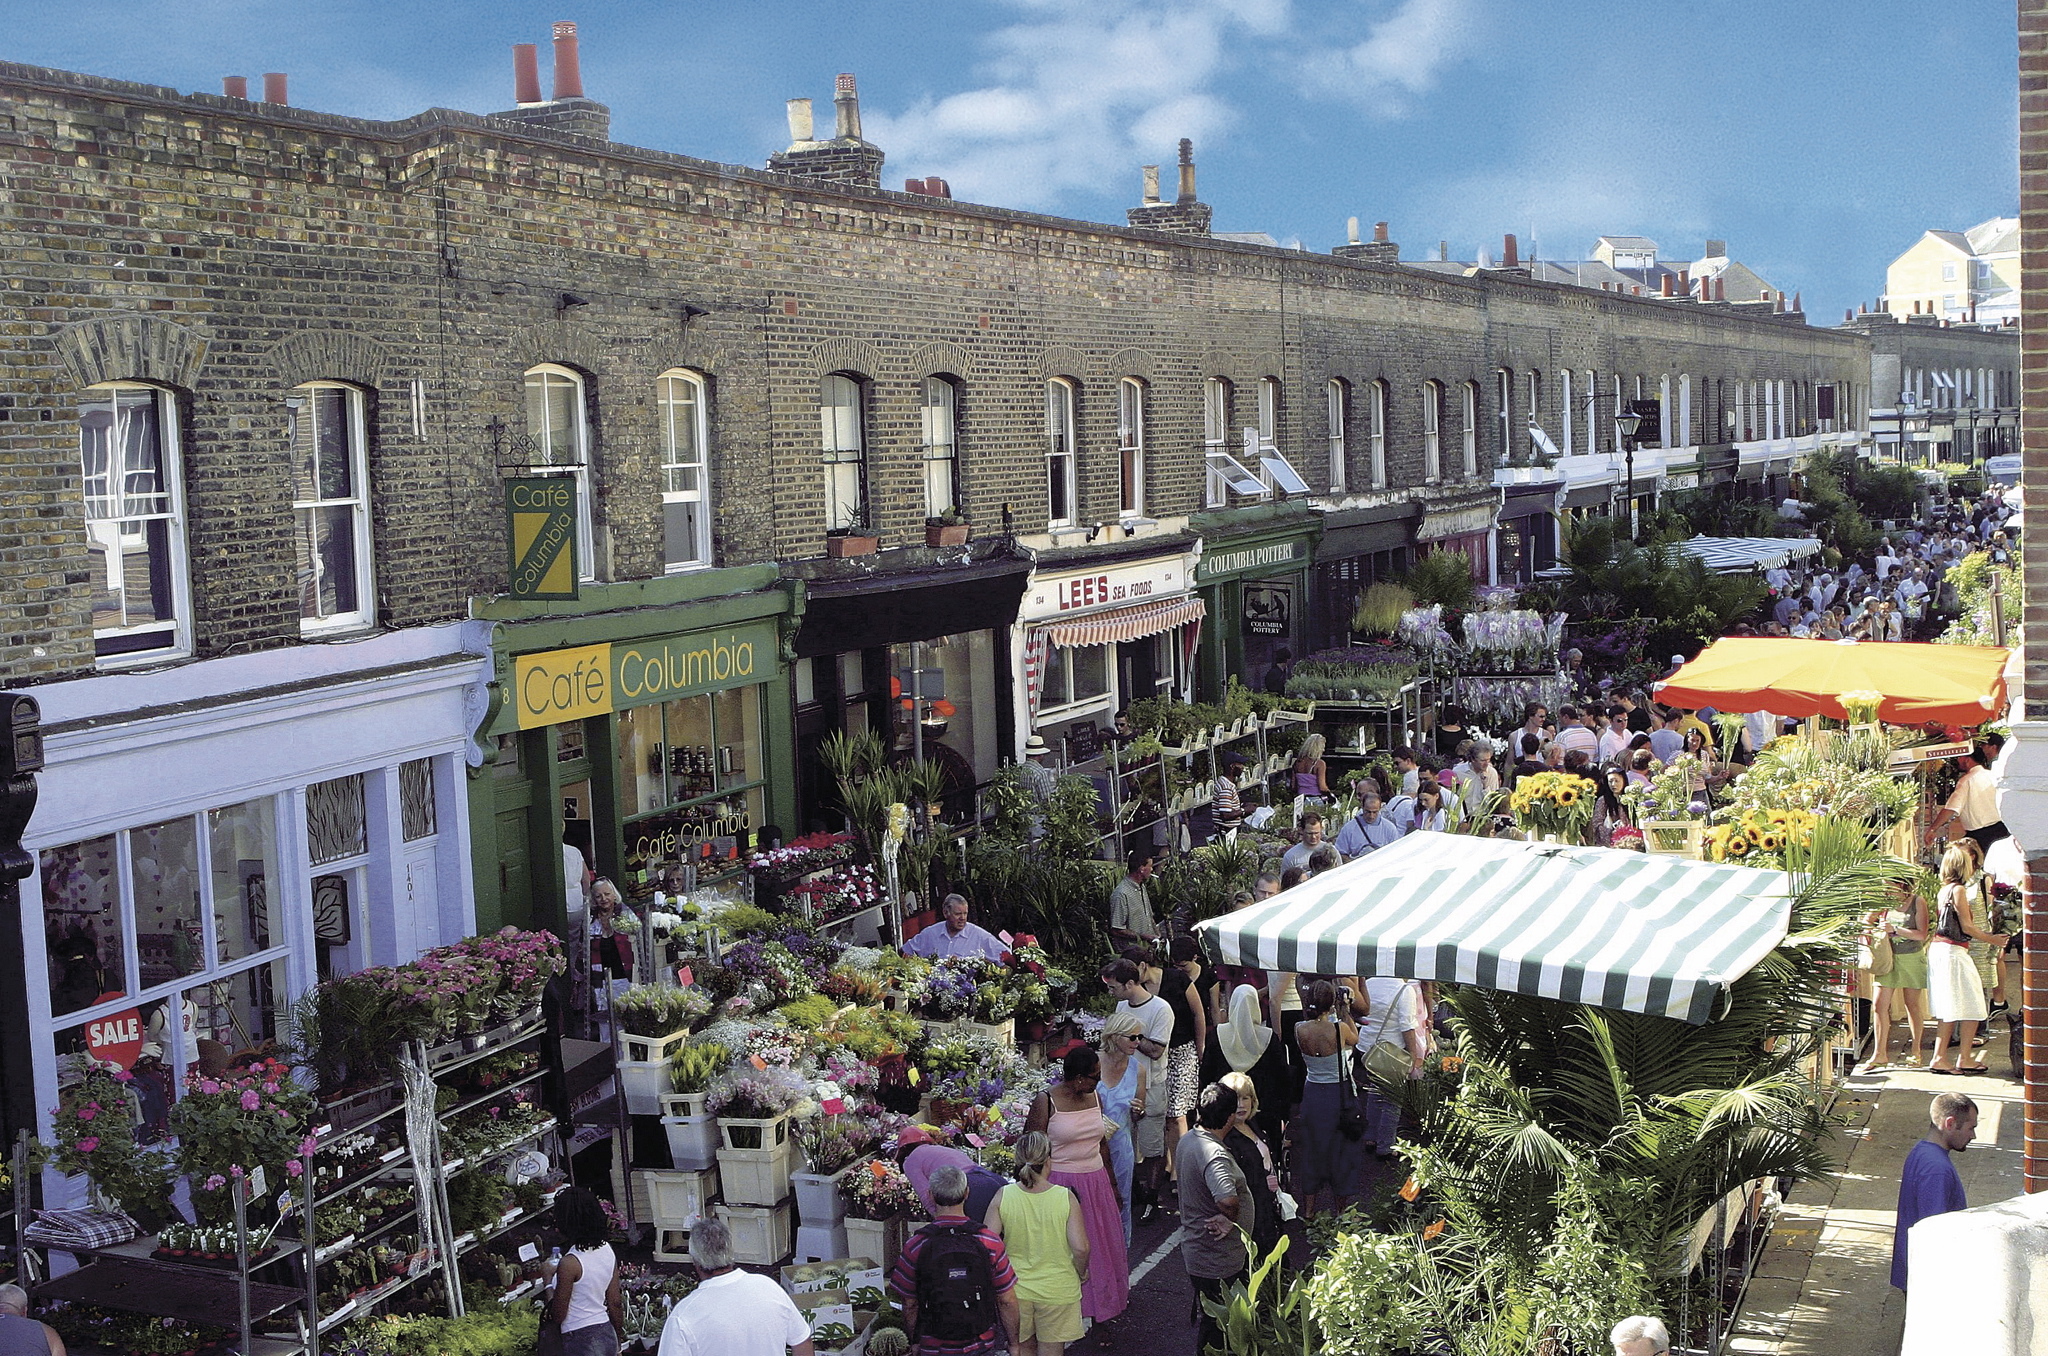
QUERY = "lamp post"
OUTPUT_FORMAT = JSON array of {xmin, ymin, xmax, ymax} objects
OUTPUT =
[{"xmin": 1587, "ymin": 392, "xmax": 1648, "ymax": 542}]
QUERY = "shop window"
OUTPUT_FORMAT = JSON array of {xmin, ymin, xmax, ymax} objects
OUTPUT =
[
  {"xmin": 307, "ymin": 773, "xmax": 367, "ymax": 866},
  {"xmin": 1118, "ymin": 377, "xmax": 1145, "ymax": 516},
  {"xmin": 1040, "ymin": 642, "xmax": 1110, "ymax": 712},
  {"xmin": 39, "ymin": 800, "xmax": 281, "ymax": 1029},
  {"xmin": 287, "ymin": 382, "xmax": 375, "ymax": 632},
  {"xmin": 617, "ymin": 689, "xmax": 770, "ymax": 887},
  {"xmin": 1326, "ymin": 379, "xmax": 1348, "ymax": 493},
  {"xmin": 1369, "ymin": 381, "xmax": 1388, "ymax": 489},
  {"xmin": 1046, "ymin": 379, "xmax": 1078, "ymax": 527},
  {"xmin": 821, "ymin": 373, "xmax": 868, "ymax": 532},
  {"xmin": 78, "ymin": 383, "xmax": 190, "ymax": 663},
  {"xmin": 922, "ymin": 376, "xmax": 960, "ymax": 517},
  {"xmin": 889, "ymin": 630, "xmax": 1000, "ymax": 796},
  {"xmin": 1422, "ymin": 381, "xmax": 1443, "ymax": 482},
  {"xmin": 556, "ymin": 719, "xmax": 588, "ymax": 765},
  {"xmin": 657, "ymin": 369, "xmax": 712, "ymax": 571},
  {"xmin": 1203, "ymin": 377, "xmax": 1231, "ymax": 507},
  {"xmin": 400, "ymin": 758, "xmax": 438, "ymax": 841},
  {"xmin": 523, "ymin": 365, "xmax": 596, "ymax": 582},
  {"xmin": 1461, "ymin": 382, "xmax": 1479, "ymax": 478}
]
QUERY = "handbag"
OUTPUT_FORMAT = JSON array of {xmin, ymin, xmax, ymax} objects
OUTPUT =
[
  {"xmin": 1866, "ymin": 927, "xmax": 1895, "ymax": 980},
  {"xmin": 1335, "ymin": 1045, "xmax": 1368, "ymax": 1140},
  {"xmin": 1354, "ymin": 981, "xmax": 1418, "ymax": 1095}
]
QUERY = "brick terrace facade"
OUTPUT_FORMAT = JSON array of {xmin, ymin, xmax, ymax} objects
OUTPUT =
[
  {"xmin": 2016, "ymin": 0, "xmax": 2047, "ymax": 1194},
  {"xmin": 0, "ymin": 58, "xmax": 1876, "ymax": 687}
]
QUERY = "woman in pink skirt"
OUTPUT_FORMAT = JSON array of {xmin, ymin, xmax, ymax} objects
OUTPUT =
[{"xmin": 1025, "ymin": 1046, "xmax": 1130, "ymax": 1325}]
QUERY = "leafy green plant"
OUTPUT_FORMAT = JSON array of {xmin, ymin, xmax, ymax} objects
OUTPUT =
[
  {"xmin": 1405, "ymin": 548, "xmax": 1478, "ymax": 612},
  {"xmin": 445, "ymin": 1168, "xmax": 511, "ymax": 1236},
  {"xmin": 668, "ymin": 1041, "xmax": 732, "ymax": 1094},
  {"xmin": 1352, "ymin": 581, "xmax": 1417, "ymax": 637},
  {"xmin": 1302, "ymin": 1230, "xmax": 1426, "ymax": 1356},
  {"xmin": 613, "ymin": 984, "xmax": 711, "ymax": 1038}
]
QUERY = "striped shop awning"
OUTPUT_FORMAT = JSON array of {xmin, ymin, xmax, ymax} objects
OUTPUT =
[
  {"xmin": 1676, "ymin": 534, "xmax": 1823, "ymax": 574},
  {"xmin": 1040, "ymin": 595, "xmax": 1206, "ymax": 648},
  {"xmin": 1195, "ymin": 834, "xmax": 1792, "ymax": 1024}
]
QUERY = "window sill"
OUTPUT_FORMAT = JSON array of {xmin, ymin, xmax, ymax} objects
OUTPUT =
[
  {"xmin": 93, "ymin": 642, "xmax": 193, "ymax": 673},
  {"xmin": 662, "ymin": 562, "xmax": 712, "ymax": 576},
  {"xmin": 300, "ymin": 618, "xmax": 381, "ymax": 642}
]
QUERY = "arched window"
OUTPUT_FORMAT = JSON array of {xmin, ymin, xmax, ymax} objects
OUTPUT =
[
  {"xmin": 1118, "ymin": 377, "xmax": 1145, "ymax": 516},
  {"xmin": 1046, "ymin": 378, "xmax": 1078, "ymax": 527},
  {"xmin": 922, "ymin": 376, "xmax": 960, "ymax": 518},
  {"xmin": 657, "ymin": 369, "xmax": 711, "ymax": 570},
  {"xmin": 523, "ymin": 364, "xmax": 595, "ymax": 580},
  {"xmin": 288, "ymin": 381, "xmax": 374, "ymax": 631},
  {"xmin": 1422, "ymin": 381, "xmax": 1443, "ymax": 482},
  {"xmin": 1203, "ymin": 377, "xmax": 1232, "ymax": 507},
  {"xmin": 1658, "ymin": 374, "xmax": 1672, "ymax": 447},
  {"xmin": 820, "ymin": 373, "xmax": 867, "ymax": 532},
  {"xmin": 1369, "ymin": 381, "xmax": 1388, "ymax": 489},
  {"xmin": 1326, "ymin": 378, "xmax": 1349, "ymax": 493},
  {"xmin": 1461, "ymin": 381, "xmax": 1480, "ymax": 477},
  {"xmin": 79, "ymin": 382, "xmax": 189, "ymax": 662}
]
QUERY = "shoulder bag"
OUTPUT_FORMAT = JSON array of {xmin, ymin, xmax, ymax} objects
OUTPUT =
[
  {"xmin": 1334, "ymin": 1045, "xmax": 1368, "ymax": 1140},
  {"xmin": 1355, "ymin": 982, "xmax": 1418, "ymax": 1095},
  {"xmin": 1865, "ymin": 925, "xmax": 1895, "ymax": 980}
]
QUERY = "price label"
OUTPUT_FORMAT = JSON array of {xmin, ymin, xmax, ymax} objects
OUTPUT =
[
  {"xmin": 907, "ymin": 1066, "xmax": 920, "ymax": 1087},
  {"xmin": 276, "ymin": 1191, "xmax": 295, "ymax": 1218},
  {"xmin": 248, "ymin": 1166, "xmax": 269, "ymax": 1201},
  {"xmin": 677, "ymin": 965, "xmax": 695, "ymax": 987},
  {"xmin": 998, "ymin": 931, "xmax": 1014, "ymax": 946},
  {"xmin": 518, "ymin": 1242, "xmax": 540, "ymax": 1263},
  {"xmin": 966, "ymin": 1134, "xmax": 985, "ymax": 1148},
  {"xmin": 821, "ymin": 1098, "xmax": 847, "ymax": 1116},
  {"xmin": 749, "ymin": 1054, "xmax": 768, "ymax": 1071}
]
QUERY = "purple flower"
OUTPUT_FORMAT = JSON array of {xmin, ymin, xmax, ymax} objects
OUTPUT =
[{"xmin": 240, "ymin": 1089, "xmax": 262, "ymax": 1112}]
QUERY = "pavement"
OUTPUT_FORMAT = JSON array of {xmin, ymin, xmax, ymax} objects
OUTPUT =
[{"xmin": 1726, "ymin": 1015, "xmax": 2027, "ymax": 1356}]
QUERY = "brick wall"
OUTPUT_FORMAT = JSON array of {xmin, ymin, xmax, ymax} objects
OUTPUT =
[
  {"xmin": 2018, "ymin": 0, "xmax": 2048, "ymax": 1193},
  {"xmin": 0, "ymin": 59, "xmax": 1869, "ymax": 686}
]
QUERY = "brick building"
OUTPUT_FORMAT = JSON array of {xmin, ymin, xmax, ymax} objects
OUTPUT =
[
  {"xmin": 0, "ymin": 43, "xmax": 1872, "ymax": 1141},
  {"xmin": 1842, "ymin": 311, "xmax": 2021, "ymax": 464}
]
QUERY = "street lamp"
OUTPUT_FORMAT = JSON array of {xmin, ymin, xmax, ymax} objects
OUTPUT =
[{"xmin": 1615, "ymin": 407, "xmax": 1645, "ymax": 541}]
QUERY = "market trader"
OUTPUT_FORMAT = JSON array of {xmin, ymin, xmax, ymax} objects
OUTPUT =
[{"xmin": 902, "ymin": 893, "xmax": 1009, "ymax": 963}]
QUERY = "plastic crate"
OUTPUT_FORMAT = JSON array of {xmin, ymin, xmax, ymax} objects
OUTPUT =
[
  {"xmin": 719, "ymin": 1141, "xmax": 796, "ymax": 1206},
  {"xmin": 654, "ymin": 1225, "xmax": 694, "ymax": 1264},
  {"xmin": 794, "ymin": 1222, "xmax": 848, "ymax": 1264},
  {"xmin": 792, "ymin": 1164, "xmax": 850, "ymax": 1225},
  {"xmin": 718, "ymin": 1114, "xmax": 791, "ymax": 1152},
  {"xmin": 636, "ymin": 1166, "xmax": 719, "ymax": 1228},
  {"xmin": 663, "ymin": 1114, "xmax": 719, "ymax": 1171},
  {"xmin": 718, "ymin": 1198, "xmax": 795, "ymax": 1266}
]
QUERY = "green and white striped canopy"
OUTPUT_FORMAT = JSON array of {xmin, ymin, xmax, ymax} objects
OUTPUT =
[{"xmin": 1195, "ymin": 834, "xmax": 1792, "ymax": 1024}]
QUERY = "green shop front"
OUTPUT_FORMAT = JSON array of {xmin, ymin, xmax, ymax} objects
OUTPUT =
[
  {"xmin": 1190, "ymin": 507, "xmax": 1322, "ymax": 701},
  {"xmin": 469, "ymin": 568, "xmax": 797, "ymax": 935}
]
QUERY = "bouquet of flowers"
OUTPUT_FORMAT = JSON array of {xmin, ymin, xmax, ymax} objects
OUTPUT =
[
  {"xmin": 1397, "ymin": 604, "xmax": 1457, "ymax": 663},
  {"xmin": 1451, "ymin": 674, "xmax": 1574, "ymax": 728},
  {"xmin": 613, "ymin": 984, "xmax": 711, "ymax": 1039},
  {"xmin": 1508, "ymin": 770, "xmax": 1596, "ymax": 841},
  {"xmin": 1461, "ymin": 609, "xmax": 1559, "ymax": 673},
  {"xmin": 1705, "ymin": 808, "xmax": 1819, "ymax": 867},
  {"xmin": 842, "ymin": 1157, "xmax": 924, "ymax": 1221},
  {"xmin": 1626, "ymin": 755, "xmax": 1705, "ymax": 823},
  {"xmin": 170, "ymin": 1058, "xmax": 322, "ymax": 1225},
  {"xmin": 705, "ymin": 1064, "xmax": 814, "ymax": 1121},
  {"xmin": 912, "ymin": 957, "xmax": 1001, "ymax": 1021},
  {"xmin": 1840, "ymin": 690, "xmax": 1885, "ymax": 726},
  {"xmin": 708, "ymin": 939, "xmax": 817, "ymax": 1008},
  {"xmin": 795, "ymin": 1110, "xmax": 885, "ymax": 1176},
  {"xmin": 814, "ymin": 1006, "xmax": 922, "ymax": 1063}
]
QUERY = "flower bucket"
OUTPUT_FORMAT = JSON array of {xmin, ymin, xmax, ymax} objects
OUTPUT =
[
  {"xmin": 660, "ymin": 1091, "xmax": 711, "ymax": 1119},
  {"xmin": 720, "ymin": 1113, "xmax": 792, "ymax": 1152},
  {"xmin": 842, "ymin": 1215, "xmax": 907, "ymax": 1275},
  {"xmin": 792, "ymin": 1162, "xmax": 852, "ymax": 1225},
  {"xmin": 620, "ymin": 1061, "xmax": 671, "ymax": 1117},
  {"xmin": 621, "ymin": 1028, "xmax": 693, "ymax": 1066},
  {"xmin": 636, "ymin": 1166, "xmax": 721, "ymax": 1229},
  {"xmin": 720, "ymin": 1140, "xmax": 797, "ymax": 1206},
  {"xmin": 719, "ymin": 1199, "xmax": 796, "ymax": 1265},
  {"xmin": 951, "ymin": 1017, "xmax": 1013, "ymax": 1049},
  {"xmin": 663, "ymin": 1114, "xmax": 719, "ymax": 1171}
]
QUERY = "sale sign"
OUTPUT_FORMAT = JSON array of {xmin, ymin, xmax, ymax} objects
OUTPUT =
[{"xmin": 86, "ymin": 1007, "xmax": 145, "ymax": 1070}]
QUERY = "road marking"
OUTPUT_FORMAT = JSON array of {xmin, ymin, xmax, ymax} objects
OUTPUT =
[{"xmin": 1128, "ymin": 1227, "xmax": 1185, "ymax": 1288}]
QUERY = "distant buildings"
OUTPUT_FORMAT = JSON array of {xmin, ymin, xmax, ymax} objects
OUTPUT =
[
  {"xmin": 1882, "ymin": 218, "xmax": 2019, "ymax": 326},
  {"xmin": 1405, "ymin": 234, "xmax": 1794, "ymax": 315}
]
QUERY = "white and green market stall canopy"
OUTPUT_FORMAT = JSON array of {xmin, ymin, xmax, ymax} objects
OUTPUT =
[{"xmin": 1195, "ymin": 835, "xmax": 1793, "ymax": 1025}]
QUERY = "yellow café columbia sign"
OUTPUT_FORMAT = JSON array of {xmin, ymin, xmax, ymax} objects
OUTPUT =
[{"xmin": 511, "ymin": 624, "xmax": 769, "ymax": 730}]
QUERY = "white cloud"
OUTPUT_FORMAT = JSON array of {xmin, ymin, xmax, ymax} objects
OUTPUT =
[
  {"xmin": 862, "ymin": 0, "xmax": 1289, "ymax": 210},
  {"xmin": 1302, "ymin": 0, "xmax": 1485, "ymax": 116}
]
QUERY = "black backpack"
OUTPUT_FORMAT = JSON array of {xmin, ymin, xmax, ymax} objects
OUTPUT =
[{"xmin": 913, "ymin": 1220, "xmax": 996, "ymax": 1343}]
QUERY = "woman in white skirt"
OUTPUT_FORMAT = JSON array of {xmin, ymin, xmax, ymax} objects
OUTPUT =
[{"xmin": 1927, "ymin": 846, "xmax": 1997, "ymax": 1075}]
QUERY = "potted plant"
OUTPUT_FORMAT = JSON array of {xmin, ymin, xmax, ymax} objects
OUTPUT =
[
  {"xmin": 841, "ymin": 1157, "xmax": 923, "ymax": 1273},
  {"xmin": 826, "ymin": 512, "xmax": 880, "ymax": 558},
  {"xmin": 706, "ymin": 1064, "xmax": 812, "ymax": 1151},
  {"xmin": 924, "ymin": 505, "xmax": 970, "ymax": 547},
  {"xmin": 792, "ymin": 1110, "xmax": 883, "ymax": 1228},
  {"xmin": 614, "ymin": 984, "xmax": 711, "ymax": 1114}
]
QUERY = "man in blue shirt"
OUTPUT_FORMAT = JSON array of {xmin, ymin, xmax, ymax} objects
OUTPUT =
[
  {"xmin": 1891, "ymin": 1091, "xmax": 1978, "ymax": 1291},
  {"xmin": 902, "ymin": 893, "xmax": 1009, "ymax": 963},
  {"xmin": 1334, "ymin": 791, "xmax": 1406, "ymax": 860}
]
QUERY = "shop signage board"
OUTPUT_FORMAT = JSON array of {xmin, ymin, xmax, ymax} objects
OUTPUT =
[
  {"xmin": 624, "ymin": 802, "xmax": 753, "ymax": 866},
  {"xmin": 85, "ymin": 1006, "xmax": 145, "ymax": 1069},
  {"xmin": 1195, "ymin": 536, "xmax": 1306, "ymax": 585},
  {"xmin": 1019, "ymin": 553, "xmax": 1190, "ymax": 623},
  {"xmin": 504, "ymin": 477, "xmax": 579, "ymax": 600},
  {"xmin": 1242, "ymin": 581, "xmax": 1292, "ymax": 637},
  {"xmin": 512, "ymin": 619, "xmax": 777, "ymax": 729}
]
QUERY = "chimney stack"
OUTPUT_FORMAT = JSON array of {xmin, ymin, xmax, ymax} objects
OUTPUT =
[
  {"xmin": 1661, "ymin": 274, "xmax": 1675, "ymax": 297},
  {"xmin": 1502, "ymin": 233, "xmax": 1519, "ymax": 268},
  {"xmin": 1791, "ymin": 291, "xmax": 1801, "ymax": 313},
  {"xmin": 262, "ymin": 72, "xmax": 288, "ymax": 105},
  {"xmin": 1335, "ymin": 219, "xmax": 1397, "ymax": 264},
  {"xmin": 222, "ymin": 76, "xmax": 248, "ymax": 99},
  {"xmin": 552, "ymin": 22, "xmax": 584, "ymax": 100},
  {"xmin": 1176, "ymin": 138, "xmax": 1196, "ymax": 203},
  {"xmin": 1713, "ymin": 277, "xmax": 1725, "ymax": 302},
  {"xmin": 786, "ymin": 98, "xmax": 814, "ymax": 143},
  {"xmin": 834, "ymin": 72, "xmax": 862, "ymax": 139},
  {"xmin": 1142, "ymin": 166, "xmax": 1161, "ymax": 204},
  {"xmin": 1128, "ymin": 140, "xmax": 1211, "ymax": 234},
  {"xmin": 1439, "ymin": 241, "xmax": 1448, "ymax": 261},
  {"xmin": 1374, "ymin": 221, "xmax": 1389, "ymax": 243},
  {"xmin": 1346, "ymin": 216, "xmax": 1361, "ymax": 245},
  {"xmin": 1845, "ymin": 308, "xmax": 1855, "ymax": 323},
  {"xmin": 513, "ymin": 44, "xmax": 542, "ymax": 104}
]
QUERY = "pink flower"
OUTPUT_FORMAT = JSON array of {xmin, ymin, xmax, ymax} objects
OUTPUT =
[
  {"xmin": 285, "ymin": 1159, "xmax": 303, "ymax": 1178},
  {"xmin": 299, "ymin": 1136, "xmax": 319, "ymax": 1156},
  {"xmin": 75, "ymin": 1107, "xmax": 95, "ymax": 1122},
  {"xmin": 203, "ymin": 1174, "xmax": 227, "ymax": 1192},
  {"xmin": 240, "ymin": 1090, "xmax": 261, "ymax": 1112},
  {"xmin": 199, "ymin": 1080, "xmax": 221, "ymax": 1096},
  {"xmin": 111, "ymin": 1070, "xmax": 133, "ymax": 1083},
  {"xmin": 75, "ymin": 1136, "xmax": 100, "ymax": 1154}
]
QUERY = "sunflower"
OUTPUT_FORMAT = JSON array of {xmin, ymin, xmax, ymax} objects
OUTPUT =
[
  {"xmin": 1556, "ymin": 785, "xmax": 1580, "ymax": 806},
  {"xmin": 1726, "ymin": 835, "xmax": 1752, "ymax": 858},
  {"xmin": 1757, "ymin": 831, "xmax": 1784, "ymax": 852}
]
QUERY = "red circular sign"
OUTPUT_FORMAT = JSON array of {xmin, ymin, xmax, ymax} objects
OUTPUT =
[{"xmin": 85, "ymin": 1006, "xmax": 145, "ymax": 1070}]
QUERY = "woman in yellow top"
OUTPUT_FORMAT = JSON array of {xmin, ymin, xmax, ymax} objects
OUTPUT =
[{"xmin": 984, "ymin": 1131, "xmax": 1091, "ymax": 1356}]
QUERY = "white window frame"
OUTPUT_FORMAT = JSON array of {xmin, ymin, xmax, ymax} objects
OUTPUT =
[
  {"xmin": 1046, "ymin": 378, "xmax": 1078, "ymax": 528},
  {"xmin": 921, "ymin": 376, "xmax": 960, "ymax": 518},
  {"xmin": 820, "ymin": 373, "xmax": 867, "ymax": 532},
  {"xmin": 1526, "ymin": 370, "xmax": 1541, "ymax": 429},
  {"xmin": 1561, "ymin": 369, "xmax": 1575, "ymax": 456},
  {"xmin": 657, "ymin": 369, "xmax": 712, "ymax": 571},
  {"xmin": 1461, "ymin": 381, "xmax": 1479, "ymax": 478},
  {"xmin": 1679, "ymin": 374, "xmax": 1693, "ymax": 445},
  {"xmin": 289, "ymin": 382, "xmax": 376, "ymax": 635},
  {"xmin": 522, "ymin": 364, "xmax": 596, "ymax": 581},
  {"xmin": 1256, "ymin": 377, "xmax": 1280, "ymax": 498},
  {"xmin": 1369, "ymin": 381, "xmax": 1388, "ymax": 489},
  {"xmin": 79, "ymin": 382, "xmax": 192, "ymax": 666},
  {"xmin": 1117, "ymin": 377, "xmax": 1145, "ymax": 517},
  {"xmin": 1203, "ymin": 377, "xmax": 1231, "ymax": 508},
  {"xmin": 1495, "ymin": 369, "xmax": 1511, "ymax": 464},
  {"xmin": 1422, "ymin": 382, "xmax": 1442, "ymax": 482},
  {"xmin": 1326, "ymin": 378, "xmax": 1348, "ymax": 493},
  {"xmin": 1658, "ymin": 374, "xmax": 1673, "ymax": 447},
  {"xmin": 1584, "ymin": 370, "xmax": 1599, "ymax": 453}
]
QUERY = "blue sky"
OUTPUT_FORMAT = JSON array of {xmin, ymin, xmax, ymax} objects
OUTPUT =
[{"xmin": 6, "ymin": 1, "xmax": 2019, "ymax": 323}]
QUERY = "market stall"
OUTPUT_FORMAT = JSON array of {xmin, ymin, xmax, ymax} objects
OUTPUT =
[
  {"xmin": 1195, "ymin": 832, "xmax": 1793, "ymax": 1024},
  {"xmin": 1675, "ymin": 535, "xmax": 1823, "ymax": 574},
  {"xmin": 1653, "ymin": 636, "xmax": 2010, "ymax": 725}
]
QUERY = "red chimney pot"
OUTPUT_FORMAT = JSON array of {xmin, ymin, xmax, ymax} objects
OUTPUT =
[
  {"xmin": 1373, "ymin": 221, "xmax": 1389, "ymax": 243},
  {"xmin": 1502, "ymin": 233, "xmax": 1518, "ymax": 268},
  {"xmin": 1661, "ymin": 274, "xmax": 1675, "ymax": 297},
  {"xmin": 552, "ymin": 21, "xmax": 584, "ymax": 100},
  {"xmin": 513, "ymin": 44, "xmax": 542, "ymax": 103},
  {"xmin": 222, "ymin": 76, "xmax": 248, "ymax": 99},
  {"xmin": 904, "ymin": 178, "xmax": 927, "ymax": 195},
  {"xmin": 926, "ymin": 177, "xmax": 951, "ymax": 199},
  {"xmin": 262, "ymin": 72, "xmax": 287, "ymax": 105}
]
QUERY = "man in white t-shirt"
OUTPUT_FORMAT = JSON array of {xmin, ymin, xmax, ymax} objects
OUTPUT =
[
  {"xmin": 1100, "ymin": 956, "xmax": 1175, "ymax": 1222},
  {"xmin": 659, "ymin": 1218, "xmax": 814, "ymax": 1356}
]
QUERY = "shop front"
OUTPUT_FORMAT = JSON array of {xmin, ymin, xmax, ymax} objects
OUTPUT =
[
  {"xmin": 9, "ymin": 623, "xmax": 487, "ymax": 1163},
  {"xmin": 1016, "ymin": 540, "xmax": 1204, "ymax": 762},
  {"xmin": 789, "ymin": 541, "xmax": 1032, "ymax": 830},
  {"xmin": 1309, "ymin": 501, "xmax": 1418, "ymax": 652},
  {"xmin": 1416, "ymin": 502, "xmax": 1500, "ymax": 582},
  {"xmin": 1494, "ymin": 482, "xmax": 1564, "ymax": 585},
  {"xmin": 471, "ymin": 568, "xmax": 796, "ymax": 933},
  {"xmin": 1189, "ymin": 507, "xmax": 1321, "ymax": 701}
]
